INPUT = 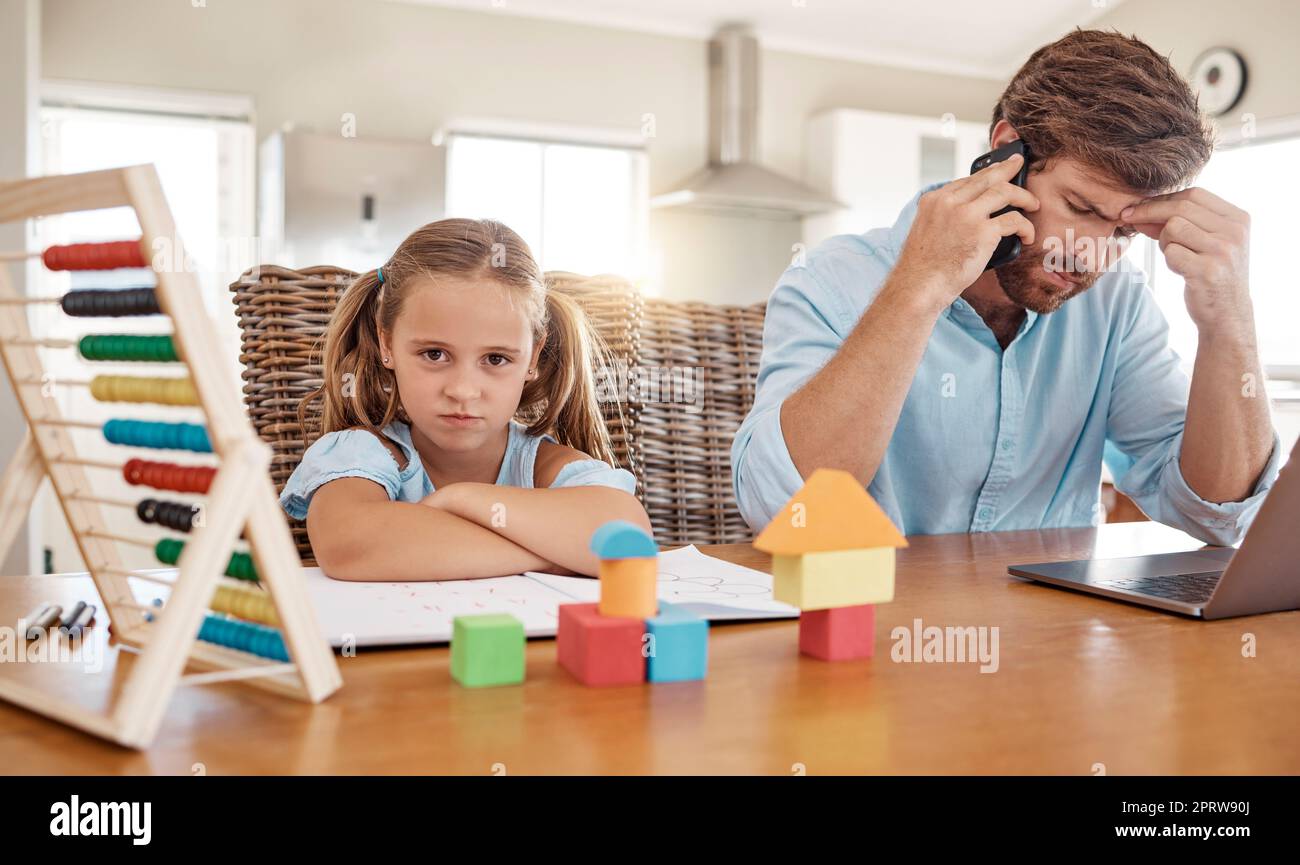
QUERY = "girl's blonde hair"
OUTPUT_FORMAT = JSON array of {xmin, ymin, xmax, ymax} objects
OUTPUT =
[{"xmin": 298, "ymin": 218, "xmax": 617, "ymax": 465}]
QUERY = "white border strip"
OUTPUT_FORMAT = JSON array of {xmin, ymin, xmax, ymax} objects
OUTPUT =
[{"xmin": 41, "ymin": 79, "xmax": 254, "ymax": 121}]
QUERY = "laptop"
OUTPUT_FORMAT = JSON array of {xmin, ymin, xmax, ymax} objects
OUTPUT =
[{"xmin": 1008, "ymin": 437, "xmax": 1300, "ymax": 619}]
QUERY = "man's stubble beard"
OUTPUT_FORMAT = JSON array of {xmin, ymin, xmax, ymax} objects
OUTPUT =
[{"xmin": 993, "ymin": 241, "xmax": 1101, "ymax": 314}]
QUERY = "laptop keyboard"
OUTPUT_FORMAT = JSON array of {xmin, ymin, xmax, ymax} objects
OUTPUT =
[{"xmin": 1093, "ymin": 571, "xmax": 1223, "ymax": 604}]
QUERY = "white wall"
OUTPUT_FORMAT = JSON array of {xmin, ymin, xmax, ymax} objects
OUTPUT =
[
  {"xmin": 0, "ymin": 0, "xmax": 42, "ymax": 578},
  {"xmin": 39, "ymin": 0, "xmax": 1004, "ymax": 305},
  {"xmin": 1094, "ymin": 0, "xmax": 1300, "ymax": 129},
  {"xmin": 35, "ymin": 0, "xmax": 1300, "ymax": 298},
  {"xmin": 1093, "ymin": 0, "xmax": 1300, "ymax": 454}
]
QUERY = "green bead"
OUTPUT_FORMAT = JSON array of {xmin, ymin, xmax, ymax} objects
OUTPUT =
[
  {"xmin": 225, "ymin": 552, "xmax": 258, "ymax": 582},
  {"xmin": 155, "ymin": 538, "xmax": 184, "ymax": 565},
  {"xmin": 450, "ymin": 614, "xmax": 526, "ymax": 688}
]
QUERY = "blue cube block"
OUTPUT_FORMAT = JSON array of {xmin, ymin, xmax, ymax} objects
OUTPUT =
[{"xmin": 644, "ymin": 601, "xmax": 708, "ymax": 683}]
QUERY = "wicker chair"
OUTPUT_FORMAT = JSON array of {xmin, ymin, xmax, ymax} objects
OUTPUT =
[{"xmin": 229, "ymin": 266, "xmax": 767, "ymax": 562}]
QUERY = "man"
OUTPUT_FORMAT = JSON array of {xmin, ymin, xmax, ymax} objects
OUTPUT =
[{"xmin": 731, "ymin": 29, "xmax": 1281, "ymax": 546}]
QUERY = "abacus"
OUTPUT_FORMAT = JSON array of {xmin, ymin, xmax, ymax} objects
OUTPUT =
[{"xmin": 0, "ymin": 165, "xmax": 341, "ymax": 748}]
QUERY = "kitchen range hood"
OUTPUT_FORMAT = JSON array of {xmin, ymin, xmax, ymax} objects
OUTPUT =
[{"xmin": 651, "ymin": 23, "xmax": 843, "ymax": 219}]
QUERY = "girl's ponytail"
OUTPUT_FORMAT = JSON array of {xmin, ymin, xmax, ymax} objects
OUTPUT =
[
  {"xmin": 297, "ymin": 268, "xmax": 402, "ymax": 442},
  {"xmin": 520, "ymin": 288, "xmax": 618, "ymax": 466}
]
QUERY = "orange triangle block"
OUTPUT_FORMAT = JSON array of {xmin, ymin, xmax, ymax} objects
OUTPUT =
[{"xmin": 754, "ymin": 468, "xmax": 907, "ymax": 554}]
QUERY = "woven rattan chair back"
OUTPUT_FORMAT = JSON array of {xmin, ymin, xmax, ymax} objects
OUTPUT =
[{"xmin": 230, "ymin": 266, "xmax": 765, "ymax": 560}]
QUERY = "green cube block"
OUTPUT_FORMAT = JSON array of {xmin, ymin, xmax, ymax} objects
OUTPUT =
[{"xmin": 450, "ymin": 614, "xmax": 526, "ymax": 688}]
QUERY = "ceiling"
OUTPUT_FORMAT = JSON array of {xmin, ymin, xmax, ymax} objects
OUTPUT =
[{"xmin": 394, "ymin": 0, "xmax": 1127, "ymax": 79}]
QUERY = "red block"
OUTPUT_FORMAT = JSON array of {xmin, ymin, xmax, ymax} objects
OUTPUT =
[
  {"xmin": 799, "ymin": 604, "xmax": 875, "ymax": 661},
  {"xmin": 557, "ymin": 603, "xmax": 646, "ymax": 686}
]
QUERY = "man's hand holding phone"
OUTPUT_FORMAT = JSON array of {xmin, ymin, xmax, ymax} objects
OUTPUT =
[
  {"xmin": 1121, "ymin": 188, "xmax": 1254, "ymax": 339},
  {"xmin": 890, "ymin": 151, "xmax": 1039, "ymax": 315}
]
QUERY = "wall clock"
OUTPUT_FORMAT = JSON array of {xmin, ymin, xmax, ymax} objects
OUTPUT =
[{"xmin": 1190, "ymin": 47, "xmax": 1248, "ymax": 117}]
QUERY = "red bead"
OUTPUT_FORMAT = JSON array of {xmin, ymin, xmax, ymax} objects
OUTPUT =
[{"xmin": 43, "ymin": 240, "xmax": 146, "ymax": 271}]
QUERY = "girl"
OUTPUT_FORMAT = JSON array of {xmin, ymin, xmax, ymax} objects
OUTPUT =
[{"xmin": 280, "ymin": 218, "xmax": 651, "ymax": 581}]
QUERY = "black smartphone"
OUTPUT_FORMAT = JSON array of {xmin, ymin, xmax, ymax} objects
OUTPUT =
[{"xmin": 970, "ymin": 139, "xmax": 1032, "ymax": 271}]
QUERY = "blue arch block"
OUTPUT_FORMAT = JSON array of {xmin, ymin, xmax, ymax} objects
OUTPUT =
[{"xmin": 590, "ymin": 520, "xmax": 657, "ymax": 559}]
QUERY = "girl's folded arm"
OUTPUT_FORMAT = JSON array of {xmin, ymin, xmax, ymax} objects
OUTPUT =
[
  {"xmin": 305, "ymin": 477, "xmax": 557, "ymax": 581},
  {"xmin": 427, "ymin": 483, "xmax": 649, "ymax": 576}
]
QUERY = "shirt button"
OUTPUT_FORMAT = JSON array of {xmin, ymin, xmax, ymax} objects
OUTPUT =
[
  {"xmin": 1000, "ymin": 439, "xmax": 1013, "ymax": 451},
  {"xmin": 979, "ymin": 507, "xmax": 993, "ymax": 520}
]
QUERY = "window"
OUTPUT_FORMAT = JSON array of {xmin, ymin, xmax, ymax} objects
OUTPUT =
[
  {"xmin": 33, "ymin": 82, "xmax": 255, "ymax": 572},
  {"xmin": 39, "ymin": 82, "xmax": 255, "ymax": 379},
  {"xmin": 444, "ymin": 131, "xmax": 647, "ymax": 280},
  {"xmin": 1140, "ymin": 131, "xmax": 1300, "ymax": 379}
]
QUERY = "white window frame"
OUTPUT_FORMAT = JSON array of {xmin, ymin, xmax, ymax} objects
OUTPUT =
[
  {"xmin": 1142, "ymin": 111, "xmax": 1300, "ymax": 385},
  {"xmin": 38, "ymin": 79, "xmax": 256, "ymax": 381},
  {"xmin": 31, "ymin": 81, "xmax": 257, "ymax": 575},
  {"xmin": 437, "ymin": 117, "xmax": 649, "ymax": 281}
]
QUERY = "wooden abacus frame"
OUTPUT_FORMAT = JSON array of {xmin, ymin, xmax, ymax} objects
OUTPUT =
[{"xmin": 0, "ymin": 165, "xmax": 341, "ymax": 748}]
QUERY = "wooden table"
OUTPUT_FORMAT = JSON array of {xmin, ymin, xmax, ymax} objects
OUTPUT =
[{"xmin": 1, "ymin": 522, "xmax": 1296, "ymax": 775}]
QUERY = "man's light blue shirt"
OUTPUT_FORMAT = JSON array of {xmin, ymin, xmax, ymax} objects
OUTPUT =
[{"xmin": 731, "ymin": 185, "xmax": 1282, "ymax": 546}]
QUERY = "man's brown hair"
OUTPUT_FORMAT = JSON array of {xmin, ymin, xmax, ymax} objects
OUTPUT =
[{"xmin": 991, "ymin": 28, "xmax": 1216, "ymax": 193}]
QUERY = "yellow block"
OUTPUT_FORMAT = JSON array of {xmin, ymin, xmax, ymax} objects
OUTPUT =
[
  {"xmin": 772, "ymin": 548, "xmax": 895, "ymax": 610},
  {"xmin": 598, "ymin": 557, "xmax": 658, "ymax": 619}
]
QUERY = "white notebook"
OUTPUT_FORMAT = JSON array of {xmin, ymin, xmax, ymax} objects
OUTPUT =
[{"xmin": 129, "ymin": 545, "xmax": 796, "ymax": 649}]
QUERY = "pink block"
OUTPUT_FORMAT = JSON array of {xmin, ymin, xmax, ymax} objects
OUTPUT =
[
  {"xmin": 799, "ymin": 604, "xmax": 875, "ymax": 661},
  {"xmin": 557, "ymin": 603, "xmax": 646, "ymax": 686}
]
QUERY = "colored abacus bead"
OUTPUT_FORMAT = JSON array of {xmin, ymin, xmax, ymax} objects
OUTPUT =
[
  {"xmin": 197, "ymin": 613, "xmax": 288, "ymax": 662},
  {"xmin": 78, "ymin": 334, "xmax": 178, "ymax": 363},
  {"xmin": 60, "ymin": 287, "xmax": 159, "ymax": 317},
  {"xmin": 122, "ymin": 458, "xmax": 215, "ymax": 493},
  {"xmin": 43, "ymin": 240, "xmax": 146, "ymax": 271},
  {"xmin": 103, "ymin": 419, "xmax": 211, "ymax": 453},
  {"xmin": 226, "ymin": 551, "xmax": 258, "ymax": 582},
  {"xmin": 152, "ymin": 538, "xmax": 259, "ymax": 582},
  {"xmin": 89, "ymin": 374, "xmax": 197, "ymax": 406},
  {"xmin": 135, "ymin": 497, "xmax": 201, "ymax": 532},
  {"xmin": 210, "ymin": 584, "xmax": 278, "ymax": 626},
  {"xmin": 153, "ymin": 538, "xmax": 185, "ymax": 566}
]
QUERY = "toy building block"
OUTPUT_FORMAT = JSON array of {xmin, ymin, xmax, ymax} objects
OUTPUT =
[
  {"xmin": 590, "ymin": 519, "xmax": 658, "ymax": 559},
  {"xmin": 753, "ymin": 468, "xmax": 907, "ymax": 556},
  {"xmin": 450, "ymin": 613, "xmax": 526, "ymax": 688},
  {"xmin": 598, "ymin": 557, "xmax": 658, "ymax": 619},
  {"xmin": 590, "ymin": 520, "xmax": 659, "ymax": 618},
  {"xmin": 799, "ymin": 604, "xmax": 875, "ymax": 661},
  {"xmin": 557, "ymin": 603, "xmax": 645, "ymax": 686},
  {"xmin": 644, "ymin": 601, "xmax": 708, "ymax": 683},
  {"xmin": 772, "ymin": 547, "xmax": 895, "ymax": 610}
]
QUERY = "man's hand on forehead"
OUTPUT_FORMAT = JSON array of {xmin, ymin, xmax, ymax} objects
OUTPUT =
[
  {"xmin": 1121, "ymin": 187, "xmax": 1247, "ymax": 244},
  {"xmin": 1120, "ymin": 187, "xmax": 1252, "ymax": 332}
]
